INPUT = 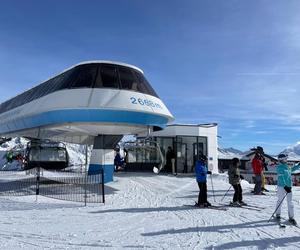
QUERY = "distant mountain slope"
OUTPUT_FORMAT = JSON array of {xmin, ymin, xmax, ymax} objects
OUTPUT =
[
  {"xmin": 218, "ymin": 147, "xmax": 244, "ymax": 159},
  {"xmin": 280, "ymin": 142, "xmax": 300, "ymax": 161}
]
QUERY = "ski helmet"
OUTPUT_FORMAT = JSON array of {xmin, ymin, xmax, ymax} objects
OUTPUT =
[
  {"xmin": 278, "ymin": 153, "xmax": 288, "ymax": 163},
  {"xmin": 256, "ymin": 146, "xmax": 264, "ymax": 154}
]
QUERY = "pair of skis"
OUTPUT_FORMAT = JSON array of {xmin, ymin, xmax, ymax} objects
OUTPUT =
[
  {"xmin": 219, "ymin": 202, "xmax": 264, "ymax": 211},
  {"xmin": 184, "ymin": 203, "xmax": 228, "ymax": 211},
  {"xmin": 185, "ymin": 202, "xmax": 265, "ymax": 211}
]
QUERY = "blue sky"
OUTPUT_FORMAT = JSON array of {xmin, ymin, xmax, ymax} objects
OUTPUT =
[{"xmin": 0, "ymin": 0, "xmax": 300, "ymax": 154}]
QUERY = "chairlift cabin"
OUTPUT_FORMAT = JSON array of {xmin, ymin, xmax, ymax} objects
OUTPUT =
[
  {"xmin": 24, "ymin": 140, "xmax": 69, "ymax": 170},
  {"xmin": 123, "ymin": 139, "xmax": 164, "ymax": 172}
]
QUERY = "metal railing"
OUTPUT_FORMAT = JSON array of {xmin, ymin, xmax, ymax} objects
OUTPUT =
[{"xmin": 0, "ymin": 168, "xmax": 105, "ymax": 204}]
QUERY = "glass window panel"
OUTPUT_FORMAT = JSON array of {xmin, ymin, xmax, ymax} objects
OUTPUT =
[
  {"xmin": 55, "ymin": 69, "xmax": 77, "ymax": 91},
  {"xmin": 134, "ymin": 71, "xmax": 158, "ymax": 97},
  {"xmin": 68, "ymin": 64, "xmax": 97, "ymax": 88},
  {"xmin": 118, "ymin": 66, "xmax": 138, "ymax": 91},
  {"xmin": 41, "ymin": 79, "xmax": 55, "ymax": 96},
  {"xmin": 98, "ymin": 64, "xmax": 119, "ymax": 88}
]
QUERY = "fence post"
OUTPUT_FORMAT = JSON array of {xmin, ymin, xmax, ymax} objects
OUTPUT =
[
  {"xmin": 84, "ymin": 144, "xmax": 88, "ymax": 206},
  {"xmin": 84, "ymin": 172, "xmax": 87, "ymax": 207},
  {"xmin": 102, "ymin": 168, "xmax": 105, "ymax": 204},
  {"xmin": 36, "ymin": 167, "xmax": 40, "ymax": 196}
]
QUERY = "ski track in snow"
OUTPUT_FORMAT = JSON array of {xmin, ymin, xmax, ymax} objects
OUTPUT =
[{"xmin": 1, "ymin": 172, "xmax": 300, "ymax": 249}]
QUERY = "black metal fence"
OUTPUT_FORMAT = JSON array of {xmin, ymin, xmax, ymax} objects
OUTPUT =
[{"xmin": 0, "ymin": 168, "xmax": 105, "ymax": 204}]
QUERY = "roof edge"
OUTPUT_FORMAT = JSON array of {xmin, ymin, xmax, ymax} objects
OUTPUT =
[{"xmin": 167, "ymin": 123, "xmax": 218, "ymax": 128}]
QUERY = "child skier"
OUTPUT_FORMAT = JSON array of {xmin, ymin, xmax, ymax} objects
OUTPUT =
[
  {"xmin": 228, "ymin": 158, "xmax": 246, "ymax": 206},
  {"xmin": 275, "ymin": 153, "xmax": 300, "ymax": 225},
  {"xmin": 195, "ymin": 153, "xmax": 212, "ymax": 207}
]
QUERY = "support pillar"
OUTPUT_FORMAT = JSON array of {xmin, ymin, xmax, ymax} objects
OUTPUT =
[{"xmin": 88, "ymin": 135, "xmax": 122, "ymax": 183}]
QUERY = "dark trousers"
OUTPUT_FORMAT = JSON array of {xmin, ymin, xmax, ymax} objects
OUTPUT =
[
  {"xmin": 232, "ymin": 184, "xmax": 243, "ymax": 202},
  {"xmin": 198, "ymin": 182, "xmax": 207, "ymax": 205},
  {"xmin": 254, "ymin": 175, "xmax": 262, "ymax": 194}
]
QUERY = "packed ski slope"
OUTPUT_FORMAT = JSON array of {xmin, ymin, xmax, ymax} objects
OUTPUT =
[{"xmin": 1, "ymin": 172, "xmax": 300, "ymax": 249}]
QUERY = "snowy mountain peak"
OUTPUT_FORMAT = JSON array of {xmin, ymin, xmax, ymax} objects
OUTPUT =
[
  {"xmin": 218, "ymin": 147, "xmax": 244, "ymax": 159},
  {"xmin": 281, "ymin": 141, "xmax": 300, "ymax": 161},
  {"xmin": 223, "ymin": 147, "xmax": 243, "ymax": 155}
]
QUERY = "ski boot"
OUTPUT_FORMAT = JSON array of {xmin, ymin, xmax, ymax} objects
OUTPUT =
[
  {"xmin": 198, "ymin": 203, "xmax": 206, "ymax": 208},
  {"xmin": 238, "ymin": 201, "xmax": 247, "ymax": 206},
  {"xmin": 262, "ymin": 187, "xmax": 269, "ymax": 192},
  {"xmin": 289, "ymin": 218, "xmax": 297, "ymax": 226},
  {"xmin": 230, "ymin": 201, "xmax": 241, "ymax": 207},
  {"xmin": 205, "ymin": 201, "xmax": 212, "ymax": 207},
  {"xmin": 195, "ymin": 202, "xmax": 205, "ymax": 208}
]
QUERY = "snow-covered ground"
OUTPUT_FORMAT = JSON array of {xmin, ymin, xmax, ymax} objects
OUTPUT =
[{"xmin": 1, "ymin": 172, "xmax": 300, "ymax": 249}]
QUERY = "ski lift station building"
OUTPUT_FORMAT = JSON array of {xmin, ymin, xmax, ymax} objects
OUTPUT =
[
  {"xmin": 0, "ymin": 61, "xmax": 174, "ymax": 182},
  {"xmin": 0, "ymin": 60, "xmax": 219, "ymax": 181}
]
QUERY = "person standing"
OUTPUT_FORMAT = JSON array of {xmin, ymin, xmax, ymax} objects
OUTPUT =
[
  {"xmin": 166, "ymin": 146, "xmax": 176, "ymax": 174},
  {"xmin": 252, "ymin": 151, "xmax": 264, "ymax": 195},
  {"xmin": 171, "ymin": 152, "xmax": 176, "ymax": 175},
  {"xmin": 195, "ymin": 154, "xmax": 211, "ymax": 207},
  {"xmin": 261, "ymin": 157, "xmax": 269, "ymax": 192},
  {"xmin": 228, "ymin": 158, "xmax": 246, "ymax": 206},
  {"xmin": 275, "ymin": 153, "xmax": 300, "ymax": 225},
  {"xmin": 114, "ymin": 148, "xmax": 124, "ymax": 171}
]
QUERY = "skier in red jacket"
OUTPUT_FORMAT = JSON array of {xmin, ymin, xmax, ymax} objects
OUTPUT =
[{"xmin": 252, "ymin": 152, "xmax": 264, "ymax": 195}]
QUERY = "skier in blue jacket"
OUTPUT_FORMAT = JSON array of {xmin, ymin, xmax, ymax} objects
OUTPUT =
[
  {"xmin": 195, "ymin": 153, "xmax": 212, "ymax": 207},
  {"xmin": 275, "ymin": 153, "xmax": 300, "ymax": 225}
]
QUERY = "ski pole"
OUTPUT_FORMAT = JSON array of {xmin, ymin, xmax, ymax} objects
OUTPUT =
[
  {"xmin": 268, "ymin": 192, "xmax": 288, "ymax": 222},
  {"xmin": 220, "ymin": 186, "xmax": 232, "ymax": 202},
  {"xmin": 210, "ymin": 173, "xmax": 216, "ymax": 202}
]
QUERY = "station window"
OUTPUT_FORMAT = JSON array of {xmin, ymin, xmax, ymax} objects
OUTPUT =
[
  {"xmin": 19, "ymin": 91, "xmax": 30, "ymax": 105},
  {"xmin": 42, "ymin": 77, "xmax": 56, "ymax": 94},
  {"xmin": 54, "ymin": 71, "xmax": 74, "ymax": 91},
  {"xmin": 0, "ymin": 63, "xmax": 160, "ymax": 115},
  {"xmin": 118, "ymin": 66, "xmax": 138, "ymax": 91},
  {"xmin": 68, "ymin": 64, "xmax": 98, "ymax": 88},
  {"xmin": 95, "ymin": 64, "xmax": 119, "ymax": 88},
  {"xmin": 134, "ymin": 71, "xmax": 158, "ymax": 97},
  {"xmin": 0, "ymin": 103, "xmax": 6, "ymax": 113},
  {"xmin": 29, "ymin": 85, "xmax": 43, "ymax": 100}
]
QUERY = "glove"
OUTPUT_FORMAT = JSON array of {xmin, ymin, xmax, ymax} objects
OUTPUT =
[
  {"xmin": 240, "ymin": 175, "xmax": 244, "ymax": 180},
  {"xmin": 207, "ymin": 171, "xmax": 212, "ymax": 175},
  {"xmin": 284, "ymin": 186, "xmax": 292, "ymax": 193}
]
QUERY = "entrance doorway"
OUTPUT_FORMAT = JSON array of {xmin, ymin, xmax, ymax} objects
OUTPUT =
[{"xmin": 175, "ymin": 140, "xmax": 188, "ymax": 173}]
